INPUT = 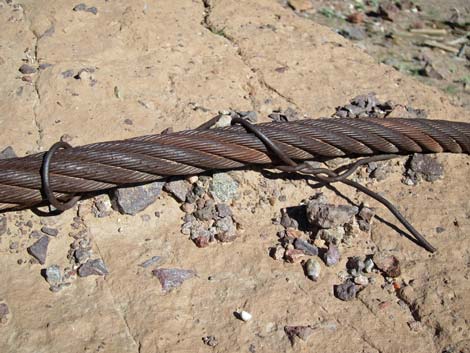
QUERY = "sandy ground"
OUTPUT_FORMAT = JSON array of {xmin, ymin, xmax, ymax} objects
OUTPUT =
[{"xmin": 0, "ymin": 0, "xmax": 469, "ymax": 352}]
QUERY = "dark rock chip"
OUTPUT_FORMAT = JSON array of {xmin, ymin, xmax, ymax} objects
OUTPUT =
[
  {"xmin": 39, "ymin": 63, "xmax": 53, "ymax": 70},
  {"xmin": 202, "ymin": 335, "xmax": 218, "ymax": 347},
  {"xmin": 216, "ymin": 203, "xmax": 232, "ymax": 218},
  {"xmin": 74, "ymin": 248, "xmax": 91, "ymax": 264},
  {"xmin": 194, "ymin": 201, "xmax": 216, "ymax": 221},
  {"xmin": 356, "ymin": 206, "xmax": 375, "ymax": 232},
  {"xmin": 19, "ymin": 64, "xmax": 36, "ymax": 74},
  {"xmin": 268, "ymin": 107, "xmax": 299, "ymax": 122},
  {"xmin": 152, "ymin": 268, "xmax": 196, "ymax": 292},
  {"xmin": 164, "ymin": 179, "xmax": 191, "ymax": 202},
  {"xmin": 111, "ymin": 181, "xmax": 165, "ymax": 215},
  {"xmin": 406, "ymin": 154, "xmax": 443, "ymax": 183},
  {"xmin": 0, "ymin": 216, "xmax": 7, "ymax": 236},
  {"xmin": 193, "ymin": 235, "xmax": 210, "ymax": 248},
  {"xmin": 73, "ymin": 3, "xmax": 87, "ymax": 11},
  {"xmin": 61, "ymin": 69, "xmax": 74, "ymax": 78},
  {"xmin": 324, "ymin": 243, "xmax": 340, "ymax": 266},
  {"xmin": 138, "ymin": 255, "xmax": 162, "ymax": 268},
  {"xmin": 307, "ymin": 198, "xmax": 358, "ymax": 229},
  {"xmin": 0, "ymin": 146, "xmax": 17, "ymax": 159},
  {"xmin": 293, "ymin": 238, "xmax": 318, "ymax": 256},
  {"xmin": 86, "ymin": 6, "xmax": 97, "ymax": 14},
  {"xmin": 284, "ymin": 325, "xmax": 314, "ymax": 345},
  {"xmin": 0, "ymin": 303, "xmax": 10, "ymax": 324},
  {"xmin": 78, "ymin": 259, "xmax": 108, "ymax": 277},
  {"xmin": 41, "ymin": 226, "xmax": 58, "ymax": 237},
  {"xmin": 373, "ymin": 252, "xmax": 401, "ymax": 278},
  {"xmin": 280, "ymin": 208, "xmax": 299, "ymax": 229},
  {"xmin": 334, "ymin": 280, "xmax": 357, "ymax": 301},
  {"xmin": 27, "ymin": 236, "xmax": 49, "ymax": 264}
]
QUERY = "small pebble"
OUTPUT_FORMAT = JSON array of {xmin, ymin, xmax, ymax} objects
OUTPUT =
[
  {"xmin": 0, "ymin": 303, "xmax": 10, "ymax": 325},
  {"xmin": 164, "ymin": 179, "xmax": 191, "ymax": 202},
  {"xmin": 271, "ymin": 245, "xmax": 285, "ymax": 261},
  {"xmin": 373, "ymin": 252, "xmax": 401, "ymax": 278},
  {"xmin": 19, "ymin": 64, "xmax": 36, "ymax": 74},
  {"xmin": 111, "ymin": 181, "xmax": 165, "ymax": 215},
  {"xmin": 61, "ymin": 69, "xmax": 74, "ymax": 78},
  {"xmin": 152, "ymin": 268, "xmax": 196, "ymax": 292},
  {"xmin": 334, "ymin": 280, "xmax": 357, "ymax": 301},
  {"xmin": 210, "ymin": 173, "xmax": 239, "ymax": 202},
  {"xmin": 202, "ymin": 336, "xmax": 218, "ymax": 347},
  {"xmin": 284, "ymin": 249, "xmax": 306, "ymax": 263},
  {"xmin": 27, "ymin": 236, "xmax": 49, "ymax": 264},
  {"xmin": 284, "ymin": 325, "xmax": 314, "ymax": 345},
  {"xmin": 237, "ymin": 310, "xmax": 252, "ymax": 322},
  {"xmin": 354, "ymin": 274, "xmax": 369, "ymax": 286},
  {"xmin": 304, "ymin": 258, "xmax": 321, "ymax": 281},
  {"xmin": 364, "ymin": 258, "xmax": 375, "ymax": 273},
  {"xmin": 78, "ymin": 258, "xmax": 108, "ymax": 277},
  {"xmin": 41, "ymin": 226, "xmax": 58, "ymax": 237},
  {"xmin": 86, "ymin": 6, "xmax": 97, "ymax": 14},
  {"xmin": 138, "ymin": 256, "xmax": 162, "ymax": 268},
  {"xmin": 0, "ymin": 146, "xmax": 17, "ymax": 159},
  {"xmin": 293, "ymin": 238, "xmax": 318, "ymax": 256},
  {"xmin": 45, "ymin": 265, "xmax": 62, "ymax": 285},
  {"xmin": 73, "ymin": 3, "xmax": 87, "ymax": 11},
  {"xmin": 324, "ymin": 244, "xmax": 340, "ymax": 266}
]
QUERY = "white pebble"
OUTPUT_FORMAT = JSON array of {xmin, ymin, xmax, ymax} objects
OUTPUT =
[
  {"xmin": 238, "ymin": 310, "xmax": 252, "ymax": 322},
  {"xmin": 354, "ymin": 274, "xmax": 369, "ymax": 286}
]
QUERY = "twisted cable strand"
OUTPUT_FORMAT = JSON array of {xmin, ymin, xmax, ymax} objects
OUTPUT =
[{"xmin": 0, "ymin": 117, "xmax": 468, "ymax": 210}]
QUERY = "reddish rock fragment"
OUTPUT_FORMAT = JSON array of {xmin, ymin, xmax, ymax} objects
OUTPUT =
[
  {"xmin": 373, "ymin": 252, "xmax": 401, "ymax": 278},
  {"xmin": 284, "ymin": 325, "xmax": 314, "ymax": 345},
  {"xmin": 152, "ymin": 268, "xmax": 196, "ymax": 292},
  {"xmin": 284, "ymin": 249, "xmax": 306, "ymax": 263}
]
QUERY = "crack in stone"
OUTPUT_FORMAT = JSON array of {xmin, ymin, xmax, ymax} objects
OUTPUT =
[
  {"xmin": 94, "ymin": 241, "xmax": 141, "ymax": 353},
  {"xmin": 201, "ymin": 0, "xmax": 298, "ymax": 110},
  {"xmin": 22, "ymin": 5, "xmax": 44, "ymax": 151}
]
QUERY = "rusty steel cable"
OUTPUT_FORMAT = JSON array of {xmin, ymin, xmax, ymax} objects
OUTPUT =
[{"xmin": 0, "ymin": 116, "xmax": 469, "ymax": 251}]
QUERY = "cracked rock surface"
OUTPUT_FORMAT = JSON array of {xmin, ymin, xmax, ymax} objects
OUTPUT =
[{"xmin": 0, "ymin": 1, "xmax": 469, "ymax": 353}]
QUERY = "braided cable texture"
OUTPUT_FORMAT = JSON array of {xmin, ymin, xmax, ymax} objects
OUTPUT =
[{"xmin": 0, "ymin": 117, "xmax": 469, "ymax": 210}]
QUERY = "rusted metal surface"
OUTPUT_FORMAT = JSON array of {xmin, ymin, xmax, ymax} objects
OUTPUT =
[{"xmin": 0, "ymin": 117, "xmax": 469, "ymax": 211}]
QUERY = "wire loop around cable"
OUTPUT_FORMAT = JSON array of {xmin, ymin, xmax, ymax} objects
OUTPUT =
[{"xmin": 41, "ymin": 141, "xmax": 81, "ymax": 212}]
